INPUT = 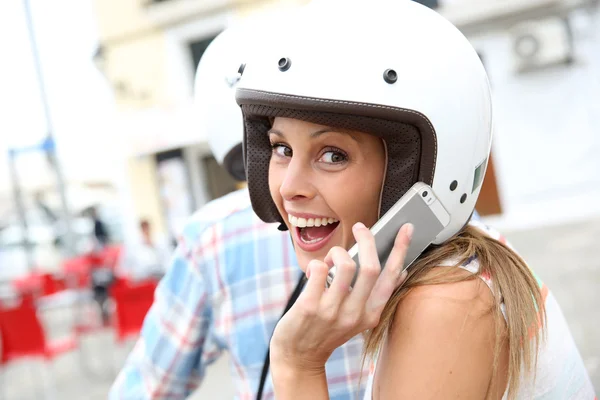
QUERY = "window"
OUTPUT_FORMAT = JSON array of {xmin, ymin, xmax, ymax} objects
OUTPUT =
[
  {"xmin": 189, "ymin": 35, "xmax": 219, "ymax": 72},
  {"xmin": 155, "ymin": 149, "xmax": 195, "ymax": 241},
  {"xmin": 413, "ymin": 0, "xmax": 438, "ymax": 9}
]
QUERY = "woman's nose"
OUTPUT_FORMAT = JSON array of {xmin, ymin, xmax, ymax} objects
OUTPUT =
[{"xmin": 279, "ymin": 158, "xmax": 317, "ymax": 202}]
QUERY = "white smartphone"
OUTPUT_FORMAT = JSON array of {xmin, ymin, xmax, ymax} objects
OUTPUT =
[{"xmin": 326, "ymin": 182, "xmax": 451, "ymax": 288}]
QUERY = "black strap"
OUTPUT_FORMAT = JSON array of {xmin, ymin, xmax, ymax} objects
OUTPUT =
[
  {"xmin": 256, "ymin": 274, "xmax": 306, "ymax": 400},
  {"xmin": 277, "ymin": 222, "xmax": 288, "ymax": 232}
]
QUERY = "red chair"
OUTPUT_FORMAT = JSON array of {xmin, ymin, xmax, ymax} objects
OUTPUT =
[
  {"xmin": 11, "ymin": 273, "xmax": 43, "ymax": 299},
  {"xmin": 110, "ymin": 279, "xmax": 158, "ymax": 343},
  {"xmin": 62, "ymin": 256, "xmax": 92, "ymax": 290},
  {"xmin": 0, "ymin": 297, "xmax": 78, "ymax": 396},
  {"xmin": 85, "ymin": 245, "xmax": 122, "ymax": 270},
  {"xmin": 11, "ymin": 272, "xmax": 68, "ymax": 303},
  {"xmin": 39, "ymin": 273, "xmax": 67, "ymax": 297},
  {"xmin": 0, "ymin": 299, "xmax": 77, "ymax": 363},
  {"xmin": 101, "ymin": 245, "xmax": 123, "ymax": 270}
]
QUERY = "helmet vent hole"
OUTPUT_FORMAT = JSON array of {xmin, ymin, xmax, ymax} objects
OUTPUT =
[
  {"xmin": 278, "ymin": 57, "xmax": 292, "ymax": 71},
  {"xmin": 383, "ymin": 69, "xmax": 397, "ymax": 84},
  {"xmin": 238, "ymin": 63, "xmax": 246, "ymax": 75},
  {"xmin": 450, "ymin": 180, "xmax": 458, "ymax": 191},
  {"xmin": 460, "ymin": 193, "xmax": 467, "ymax": 204}
]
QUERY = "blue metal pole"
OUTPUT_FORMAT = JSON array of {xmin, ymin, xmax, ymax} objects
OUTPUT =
[
  {"xmin": 22, "ymin": 0, "xmax": 74, "ymax": 257},
  {"xmin": 7, "ymin": 149, "xmax": 36, "ymax": 272}
]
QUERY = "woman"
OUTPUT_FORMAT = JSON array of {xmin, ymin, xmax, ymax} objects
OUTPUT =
[{"xmin": 235, "ymin": 1, "xmax": 595, "ymax": 399}]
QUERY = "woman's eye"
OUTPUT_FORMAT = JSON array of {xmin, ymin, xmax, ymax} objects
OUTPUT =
[
  {"xmin": 272, "ymin": 144, "xmax": 292, "ymax": 157},
  {"xmin": 320, "ymin": 150, "xmax": 347, "ymax": 164}
]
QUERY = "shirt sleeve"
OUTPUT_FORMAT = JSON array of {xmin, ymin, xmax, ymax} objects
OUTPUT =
[{"xmin": 108, "ymin": 222, "xmax": 223, "ymax": 399}]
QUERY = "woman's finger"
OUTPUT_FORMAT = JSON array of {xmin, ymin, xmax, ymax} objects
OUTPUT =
[
  {"xmin": 297, "ymin": 259, "xmax": 329, "ymax": 308},
  {"xmin": 346, "ymin": 222, "xmax": 382, "ymax": 307},
  {"xmin": 366, "ymin": 223, "xmax": 413, "ymax": 313},
  {"xmin": 320, "ymin": 246, "xmax": 357, "ymax": 314}
]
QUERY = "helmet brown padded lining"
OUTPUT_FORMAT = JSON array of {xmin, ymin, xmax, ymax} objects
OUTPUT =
[{"xmin": 238, "ymin": 89, "xmax": 437, "ymax": 227}]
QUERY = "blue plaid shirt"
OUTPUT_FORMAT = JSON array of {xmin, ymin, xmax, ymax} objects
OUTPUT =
[{"xmin": 109, "ymin": 188, "xmax": 367, "ymax": 399}]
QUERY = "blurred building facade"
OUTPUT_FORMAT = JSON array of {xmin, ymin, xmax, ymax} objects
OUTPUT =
[
  {"xmin": 91, "ymin": 0, "xmax": 600, "ymax": 242},
  {"xmin": 448, "ymin": 0, "xmax": 600, "ymax": 230},
  {"xmin": 91, "ymin": 0, "xmax": 310, "ymax": 243}
]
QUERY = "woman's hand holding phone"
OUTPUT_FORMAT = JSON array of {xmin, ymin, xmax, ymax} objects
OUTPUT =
[{"xmin": 269, "ymin": 222, "xmax": 413, "ymax": 398}]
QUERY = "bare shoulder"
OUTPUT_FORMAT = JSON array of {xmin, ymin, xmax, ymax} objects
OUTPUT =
[
  {"xmin": 373, "ymin": 268, "xmax": 508, "ymax": 399},
  {"xmin": 391, "ymin": 268, "xmax": 501, "ymax": 349},
  {"xmin": 397, "ymin": 268, "xmax": 497, "ymax": 321}
]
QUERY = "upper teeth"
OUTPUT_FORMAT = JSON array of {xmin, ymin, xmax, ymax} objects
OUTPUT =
[{"xmin": 288, "ymin": 215, "xmax": 339, "ymax": 228}]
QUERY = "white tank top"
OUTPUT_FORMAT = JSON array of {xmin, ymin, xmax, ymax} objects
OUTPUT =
[{"xmin": 363, "ymin": 220, "xmax": 596, "ymax": 399}]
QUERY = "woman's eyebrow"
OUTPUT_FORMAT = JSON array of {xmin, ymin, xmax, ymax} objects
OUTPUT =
[
  {"xmin": 268, "ymin": 127, "xmax": 359, "ymax": 142},
  {"xmin": 310, "ymin": 127, "xmax": 359, "ymax": 142},
  {"xmin": 267, "ymin": 129, "xmax": 284, "ymax": 138}
]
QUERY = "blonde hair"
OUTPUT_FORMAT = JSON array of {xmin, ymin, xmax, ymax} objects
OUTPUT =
[{"xmin": 363, "ymin": 225, "xmax": 546, "ymax": 399}]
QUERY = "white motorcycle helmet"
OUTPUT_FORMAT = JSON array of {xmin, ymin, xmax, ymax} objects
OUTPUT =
[
  {"xmin": 236, "ymin": 0, "xmax": 493, "ymax": 243},
  {"xmin": 193, "ymin": 8, "xmax": 300, "ymax": 181}
]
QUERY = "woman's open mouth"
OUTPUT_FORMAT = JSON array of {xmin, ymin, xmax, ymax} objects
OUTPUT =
[{"xmin": 288, "ymin": 214, "xmax": 340, "ymax": 252}]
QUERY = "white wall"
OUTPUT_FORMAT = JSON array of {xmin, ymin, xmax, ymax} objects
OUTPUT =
[
  {"xmin": 473, "ymin": 10, "xmax": 600, "ymax": 230},
  {"xmin": 163, "ymin": 11, "xmax": 234, "ymax": 106}
]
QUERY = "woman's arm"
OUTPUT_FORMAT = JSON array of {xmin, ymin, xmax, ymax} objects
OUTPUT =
[
  {"xmin": 375, "ymin": 276, "xmax": 509, "ymax": 400},
  {"xmin": 269, "ymin": 222, "xmax": 413, "ymax": 400},
  {"xmin": 270, "ymin": 361, "xmax": 329, "ymax": 400}
]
